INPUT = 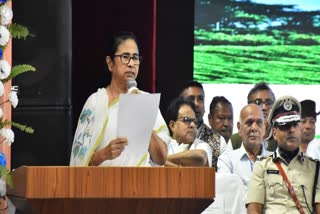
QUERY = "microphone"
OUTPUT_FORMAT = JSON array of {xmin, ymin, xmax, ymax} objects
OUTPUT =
[{"xmin": 127, "ymin": 79, "xmax": 138, "ymax": 94}]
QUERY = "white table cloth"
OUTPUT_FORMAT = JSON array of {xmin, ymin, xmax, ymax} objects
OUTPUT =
[{"xmin": 202, "ymin": 173, "xmax": 246, "ymax": 214}]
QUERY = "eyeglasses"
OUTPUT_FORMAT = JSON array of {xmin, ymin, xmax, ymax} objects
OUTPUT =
[
  {"xmin": 177, "ymin": 117, "xmax": 197, "ymax": 126},
  {"xmin": 250, "ymin": 99, "xmax": 274, "ymax": 108},
  {"xmin": 113, "ymin": 53, "xmax": 142, "ymax": 65}
]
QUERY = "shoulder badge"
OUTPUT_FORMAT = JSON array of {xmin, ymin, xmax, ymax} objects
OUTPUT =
[
  {"xmin": 257, "ymin": 153, "xmax": 273, "ymax": 161},
  {"xmin": 305, "ymin": 155, "xmax": 319, "ymax": 162}
]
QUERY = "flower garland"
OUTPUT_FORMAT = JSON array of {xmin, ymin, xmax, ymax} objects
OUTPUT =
[{"xmin": 0, "ymin": 0, "xmax": 36, "ymax": 193}]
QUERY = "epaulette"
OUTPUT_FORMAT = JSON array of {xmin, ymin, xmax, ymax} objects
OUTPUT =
[
  {"xmin": 305, "ymin": 155, "xmax": 320, "ymax": 162},
  {"xmin": 257, "ymin": 153, "xmax": 273, "ymax": 161}
]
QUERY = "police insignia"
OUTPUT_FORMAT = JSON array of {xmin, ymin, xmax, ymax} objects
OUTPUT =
[{"xmin": 283, "ymin": 100, "xmax": 292, "ymax": 111}]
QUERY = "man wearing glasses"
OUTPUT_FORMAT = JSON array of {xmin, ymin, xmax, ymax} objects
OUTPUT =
[
  {"xmin": 230, "ymin": 82, "xmax": 277, "ymax": 151},
  {"xmin": 164, "ymin": 97, "xmax": 212, "ymax": 167}
]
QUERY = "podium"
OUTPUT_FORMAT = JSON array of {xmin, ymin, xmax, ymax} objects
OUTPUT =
[{"xmin": 8, "ymin": 166, "xmax": 215, "ymax": 214}]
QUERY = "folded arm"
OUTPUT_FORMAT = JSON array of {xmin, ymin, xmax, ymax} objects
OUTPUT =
[
  {"xmin": 167, "ymin": 149, "xmax": 208, "ymax": 166},
  {"xmin": 149, "ymin": 131, "xmax": 168, "ymax": 165}
]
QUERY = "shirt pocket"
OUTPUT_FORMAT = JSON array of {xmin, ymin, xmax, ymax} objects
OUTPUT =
[
  {"xmin": 265, "ymin": 173, "xmax": 284, "ymax": 200},
  {"xmin": 293, "ymin": 174, "xmax": 313, "ymax": 204}
]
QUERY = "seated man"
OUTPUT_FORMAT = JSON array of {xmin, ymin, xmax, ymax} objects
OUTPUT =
[
  {"xmin": 300, "ymin": 99, "xmax": 320, "ymax": 158},
  {"xmin": 180, "ymin": 81, "xmax": 226, "ymax": 168},
  {"xmin": 208, "ymin": 96, "xmax": 234, "ymax": 144},
  {"xmin": 165, "ymin": 97, "xmax": 212, "ymax": 167},
  {"xmin": 246, "ymin": 96, "xmax": 320, "ymax": 213},
  {"xmin": 218, "ymin": 104, "xmax": 271, "ymax": 189},
  {"xmin": 230, "ymin": 82, "xmax": 277, "ymax": 151}
]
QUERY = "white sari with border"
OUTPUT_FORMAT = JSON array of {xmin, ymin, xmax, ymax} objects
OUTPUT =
[{"xmin": 70, "ymin": 88, "xmax": 169, "ymax": 166}]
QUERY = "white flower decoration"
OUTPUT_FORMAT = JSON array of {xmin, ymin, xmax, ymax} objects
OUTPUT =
[
  {"xmin": 0, "ymin": 128, "xmax": 14, "ymax": 146},
  {"xmin": 8, "ymin": 91, "xmax": 18, "ymax": 108},
  {"xmin": 0, "ymin": 5, "xmax": 13, "ymax": 25},
  {"xmin": 0, "ymin": 108, "xmax": 3, "ymax": 119},
  {"xmin": 0, "ymin": 60, "xmax": 11, "ymax": 80},
  {"xmin": 0, "ymin": 25, "xmax": 10, "ymax": 46},
  {"xmin": 0, "ymin": 81, "xmax": 4, "ymax": 96}
]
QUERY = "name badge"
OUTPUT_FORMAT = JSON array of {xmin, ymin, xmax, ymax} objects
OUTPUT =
[{"xmin": 267, "ymin": 169, "xmax": 279, "ymax": 174}]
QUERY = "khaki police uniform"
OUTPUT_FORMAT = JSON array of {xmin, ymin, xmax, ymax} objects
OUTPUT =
[{"xmin": 246, "ymin": 149, "xmax": 320, "ymax": 213}]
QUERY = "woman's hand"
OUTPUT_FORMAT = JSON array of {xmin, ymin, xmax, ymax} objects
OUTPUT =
[
  {"xmin": 90, "ymin": 137, "xmax": 128, "ymax": 166},
  {"xmin": 104, "ymin": 137, "xmax": 128, "ymax": 160}
]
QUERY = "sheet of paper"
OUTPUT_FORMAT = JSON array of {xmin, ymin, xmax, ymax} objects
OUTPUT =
[{"xmin": 117, "ymin": 93, "xmax": 160, "ymax": 166}]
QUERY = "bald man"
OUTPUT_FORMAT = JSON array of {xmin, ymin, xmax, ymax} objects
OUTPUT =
[{"xmin": 218, "ymin": 104, "xmax": 272, "ymax": 188}]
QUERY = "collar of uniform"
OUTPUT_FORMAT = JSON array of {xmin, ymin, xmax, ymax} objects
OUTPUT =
[
  {"xmin": 272, "ymin": 149, "xmax": 288, "ymax": 164},
  {"xmin": 272, "ymin": 148, "xmax": 304, "ymax": 163},
  {"xmin": 297, "ymin": 151, "xmax": 305, "ymax": 162}
]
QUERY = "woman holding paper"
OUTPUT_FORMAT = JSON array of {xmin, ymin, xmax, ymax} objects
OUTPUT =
[{"xmin": 70, "ymin": 31, "xmax": 169, "ymax": 166}]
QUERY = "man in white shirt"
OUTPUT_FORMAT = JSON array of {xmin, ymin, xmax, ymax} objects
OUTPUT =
[
  {"xmin": 218, "ymin": 104, "xmax": 272, "ymax": 188},
  {"xmin": 300, "ymin": 99, "xmax": 320, "ymax": 159},
  {"xmin": 165, "ymin": 97, "xmax": 212, "ymax": 167},
  {"xmin": 229, "ymin": 82, "xmax": 276, "ymax": 151}
]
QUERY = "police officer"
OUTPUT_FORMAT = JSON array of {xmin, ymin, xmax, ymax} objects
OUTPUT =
[{"xmin": 246, "ymin": 96, "xmax": 320, "ymax": 213}]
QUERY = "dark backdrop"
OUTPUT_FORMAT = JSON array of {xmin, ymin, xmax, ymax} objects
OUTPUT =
[
  {"xmin": 156, "ymin": 0, "xmax": 194, "ymax": 113},
  {"xmin": 12, "ymin": 0, "xmax": 72, "ymax": 168}
]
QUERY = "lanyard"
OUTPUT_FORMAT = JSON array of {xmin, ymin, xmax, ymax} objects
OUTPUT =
[{"xmin": 274, "ymin": 160, "xmax": 305, "ymax": 214}]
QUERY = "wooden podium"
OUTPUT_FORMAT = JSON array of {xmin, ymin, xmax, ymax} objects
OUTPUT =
[{"xmin": 8, "ymin": 166, "xmax": 215, "ymax": 214}]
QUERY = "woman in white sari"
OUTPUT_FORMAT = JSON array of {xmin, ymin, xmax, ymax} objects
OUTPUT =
[{"xmin": 70, "ymin": 32, "xmax": 169, "ymax": 166}]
